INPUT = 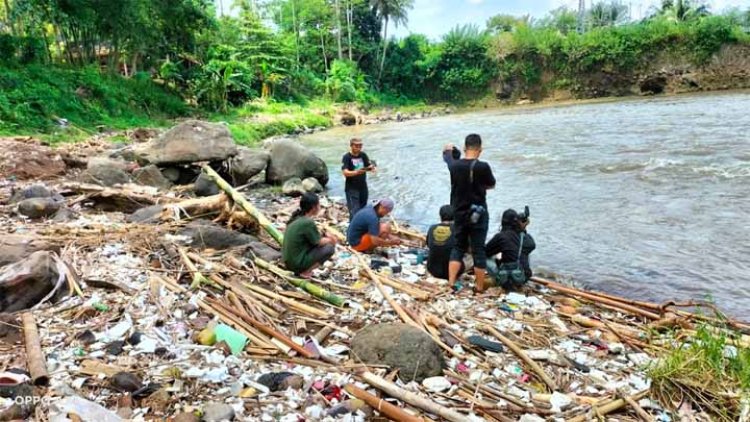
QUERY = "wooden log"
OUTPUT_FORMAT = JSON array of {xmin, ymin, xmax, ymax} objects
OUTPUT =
[
  {"xmin": 344, "ymin": 384, "xmax": 424, "ymax": 422},
  {"xmin": 160, "ymin": 194, "xmax": 228, "ymax": 221},
  {"xmin": 377, "ymin": 274, "xmax": 431, "ymax": 301},
  {"xmin": 360, "ymin": 371, "xmax": 466, "ymax": 422},
  {"xmin": 21, "ymin": 313, "xmax": 49, "ymax": 386},
  {"xmin": 568, "ymin": 390, "xmax": 649, "ymax": 422},
  {"xmin": 202, "ymin": 165, "xmax": 284, "ymax": 245},
  {"xmin": 530, "ymin": 277, "xmax": 661, "ymax": 320},
  {"xmin": 243, "ymin": 283, "xmax": 329, "ymax": 318},
  {"xmin": 567, "ymin": 314, "xmax": 643, "ymax": 339},
  {"xmin": 617, "ymin": 389, "xmax": 654, "ymax": 422},
  {"xmin": 482, "ymin": 325, "xmax": 558, "ymax": 391},
  {"xmin": 254, "ymin": 257, "xmax": 344, "ymax": 307}
]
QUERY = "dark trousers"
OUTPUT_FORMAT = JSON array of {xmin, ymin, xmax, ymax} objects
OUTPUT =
[
  {"xmin": 297, "ymin": 244, "xmax": 335, "ymax": 275},
  {"xmin": 449, "ymin": 212, "xmax": 489, "ymax": 269},
  {"xmin": 345, "ymin": 187, "xmax": 368, "ymax": 219}
]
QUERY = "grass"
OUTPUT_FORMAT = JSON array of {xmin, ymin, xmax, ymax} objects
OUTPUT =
[{"xmin": 648, "ymin": 323, "xmax": 750, "ymax": 421}]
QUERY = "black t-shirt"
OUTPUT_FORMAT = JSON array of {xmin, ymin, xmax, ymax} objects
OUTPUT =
[
  {"xmin": 426, "ymin": 222, "xmax": 455, "ymax": 279},
  {"xmin": 486, "ymin": 229, "xmax": 536, "ymax": 277},
  {"xmin": 443, "ymin": 151, "xmax": 496, "ymax": 219},
  {"xmin": 342, "ymin": 152, "xmax": 371, "ymax": 192}
]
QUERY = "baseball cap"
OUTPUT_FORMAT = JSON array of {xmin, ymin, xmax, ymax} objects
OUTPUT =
[{"xmin": 375, "ymin": 198, "xmax": 394, "ymax": 213}]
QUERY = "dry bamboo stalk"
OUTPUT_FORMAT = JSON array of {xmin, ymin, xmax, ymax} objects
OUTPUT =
[
  {"xmin": 314, "ymin": 326, "xmax": 334, "ymax": 343},
  {"xmin": 229, "ymin": 309, "xmax": 315, "ymax": 359},
  {"xmin": 360, "ymin": 371, "xmax": 466, "ymax": 422},
  {"xmin": 448, "ymin": 371, "xmax": 530, "ymax": 411},
  {"xmin": 568, "ymin": 390, "xmax": 649, "ymax": 422},
  {"xmin": 533, "ymin": 276, "xmax": 662, "ymax": 310},
  {"xmin": 243, "ymin": 283, "xmax": 329, "ymax": 318},
  {"xmin": 22, "ymin": 313, "xmax": 49, "ymax": 386},
  {"xmin": 344, "ymin": 384, "xmax": 425, "ymax": 422},
  {"xmin": 178, "ymin": 248, "xmax": 217, "ymax": 290},
  {"xmin": 204, "ymin": 272, "xmax": 282, "ymax": 319},
  {"xmin": 378, "ymin": 275, "xmax": 431, "ymax": 301},
  {"xmin": 356, "ymin": 255, "xmax": 419, "ymax": 328},
  {"xmin": 531, "ymin": 277, "xmax": 660, "ymax": 319},
  {"xmin": 617, "ymin": 389, "xmax": 654, "ymax": 421},
  {"xmin": 482, "ymin": 325, "xmax": 558, "ymax": 391},
  {"xmin": 566, "ymin": 313, "xmax": 643, "ymax": 339},
  {"xmin": 204, "ymin": 300, "xmax": 276, "ymax": 350}
]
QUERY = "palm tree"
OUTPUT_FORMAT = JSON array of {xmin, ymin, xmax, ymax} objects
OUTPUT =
[
  {"xmin": 370, "ymin": 0, "xmax": 414, "ymax": 83},
  {"xmin": 587, "ymin": 1, "xmax": 629, "ymax": 29},
  {"xmin": 660, "ymin": 0, "xmax": 710, "ymax": 22}
]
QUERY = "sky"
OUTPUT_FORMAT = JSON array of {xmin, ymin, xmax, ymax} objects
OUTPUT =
[{"xmin": 392, "ymin": 0, "xmax": 750, "ymax": 39}]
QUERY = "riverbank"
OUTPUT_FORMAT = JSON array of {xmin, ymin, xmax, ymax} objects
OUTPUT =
[{"xmin": 1, "ymin": 132, "xmax": 749, "ymax": 421}]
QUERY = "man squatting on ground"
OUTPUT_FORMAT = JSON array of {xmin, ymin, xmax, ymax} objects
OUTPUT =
[
  {"xmin": 347, "ymin": 198, "xmax": 402, "ymax": 253},
  {"xmin": 341, "ymin": 138, "xmax": 375, "ymax": 219},
  {"xmin": 281, "ymin": 193, "xmax": 338, "ymax": 278},
  {"xmin": 443, "ymin": 134, "xmax": 496, "ymax": 292}
]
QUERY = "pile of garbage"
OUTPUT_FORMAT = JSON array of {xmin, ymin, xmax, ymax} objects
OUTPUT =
[{"xmin": 1, "ymin": 125, "xmax": 749, "ymax": 422}]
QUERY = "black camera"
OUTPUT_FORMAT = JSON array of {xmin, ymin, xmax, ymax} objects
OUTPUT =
[
  {"xmin": 451, "ymin": 146, "xmax": 461, "ymax": 160},
  {"xmin": 517, "ymin": 205, "xmax": 530, "ymax": 222}
]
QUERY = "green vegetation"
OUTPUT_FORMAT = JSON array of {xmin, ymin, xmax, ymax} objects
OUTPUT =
[
  {"xmin": 648, "ymin": 324, "xmax": 750, "ymax": 421},
  {"xmin": 0, "ymin": 0, "xmax": 748, "ymax": 140}
]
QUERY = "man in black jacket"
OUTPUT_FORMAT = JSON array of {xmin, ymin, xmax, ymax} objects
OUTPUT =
[
  {"xmin": 443, "ymin": 134, "xmax": 496, "ymax": 292},
  {"xmin": 486, "ymin": 208, "xmax": 536, "ymax": 287}
]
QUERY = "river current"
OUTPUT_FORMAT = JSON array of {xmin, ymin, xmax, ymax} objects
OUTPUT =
[{"xmin": 301, "ymin": 92, "xmax": 750, "ymax": 319}]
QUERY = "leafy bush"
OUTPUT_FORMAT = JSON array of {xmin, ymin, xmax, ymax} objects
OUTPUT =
[
  {"xmin": 325, "ymin": 60, "xmax": 368, "ymax": 103},
  {"xmin": 431, "ymin": 25, "xmax": 497, "ymax": 101}
]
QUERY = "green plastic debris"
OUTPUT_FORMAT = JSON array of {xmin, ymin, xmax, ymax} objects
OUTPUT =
[{"xmin": 214, "ymin": 324, "xmax": 248, "ymax": 356}]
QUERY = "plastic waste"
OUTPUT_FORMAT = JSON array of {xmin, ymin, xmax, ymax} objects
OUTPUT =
[
  {"xmin": 49, "ymin": 396, "xmax": 123, "ymax": 422},
  {"xmin": 422, "ymin": 376, "xmax": 452, "ymax": 393},
  {"xmin": 214, "ymin": 324, "xmax": 247, "ymax": 356}
]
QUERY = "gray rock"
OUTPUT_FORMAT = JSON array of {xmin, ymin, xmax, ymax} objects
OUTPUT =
[
  {"xmin": 0, "ymin": 251, "xmax": 65, "ymax": 313},
  {"xmin": 265, "ymin": 140, "xmax": 328, "ymax": 186},
  {"xmin": 229, "ymin": 147, "xmax": 270, "ymax": 185},
  {"xmin": 194, "ymin": 173, "xmax": 220, "ymax": 197},
  {"xmin": 17, "ymin": 197, "xmax": 62, "ymax": 219},
  {"xmin": 135, "ymin": 120, "xmax": 238, "ymax": 165},
  {"xmin": 202, "ymin": 402, "xmax": 235, "ymax": 422},
  {"xmin": 80, "ymin": 160, "xmax": 132, "ymax": 187},
  {"xmin": 161, "ymin": 167, "xmax": 182, "ymax": 183},
  {"xmin": 52, "ymin": 207, "xmax": 79, "ymax": 222},
  {"xmin": 126, "ymin": 205, "xmax": 165, "ymax": 224},
  {"xmin": 173, "ymin": 412, "xmax": 200, "ymax": 422},
  {"xmin": 282, "ymin": 177, "xmax": 305, "ymax": 197},
  {"xmin": 0, "ymin": 235, "xmax": 57, "ymax": 267},
  {"xmin": 179, "ymin": 221, "xmax": 280, "ymax": 261},
  {"xmin": 350, "ymin": 323, "xmax": 445, "ymax": 382},
  {"xmin": 9, "ymin": 185, "xmax": 54, "ymax": 204},
  {"xmin": 301, "ymin": 177, "xmax": 324, "ymax": 193},
  {"xmin": 109, "ymin": 372, "xmax": 142, "ymax": 393},
  {"xmin": 133, "ymin": 165, "xmax": 172, "ymax": 190}
]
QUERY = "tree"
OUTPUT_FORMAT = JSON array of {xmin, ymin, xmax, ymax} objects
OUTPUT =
[
  {"xmin": 486, "ymin": 14, "xmax": 531, "ymax": 34},
  {"xmin": 658, "ymin": 0, "xmax": 710, "ymax": 22},
  {"xmin": 587, "ymin": 1, "xmax": 629, "ymax": 28},
  {"xmin": 370, "ymin": 0, "xmax": 414, "ymax": 83},
  {"xmin": 537, "ymin": 6, "xmax": 578, "ymax": 35}
]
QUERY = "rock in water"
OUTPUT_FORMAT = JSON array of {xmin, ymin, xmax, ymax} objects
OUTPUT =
[
  {"xmin": 202, "ymin": 403, "xmax": 235, "ymax": 421},
  {"xmin": 194, "ymin": 173, "xmax": 220, "ymax": 197},
  {"xmin": 301, "ymin": 177, "xmax": 324, "ymax": 193},
  {"xmin": 16, "ymin": 197, "xmax": 62, "ymax": 219},
  {"xmin": 133, "ymin": 165, "xmax": 172, "ymax": 190},
  {"xmin": 350, "ymin": 323, "xmax": 445, "ymax": 382},
  {"xmin": 0, "ymin": 251, "xmax": 64, "ymax": 313},
  {"xmin": 135, "ymin": 120, "xmax": 238, "ymax": 165},
  {"xmin": 229, "ymin": 147, "xmax": 270, "ymax": 185},
  {"xmin": 265, "ymin": 140, "xmax": 328, "ymax": 186},
  {"xmin": 281, "ymin": 177, "xmax": 305, "ymax": 197}
]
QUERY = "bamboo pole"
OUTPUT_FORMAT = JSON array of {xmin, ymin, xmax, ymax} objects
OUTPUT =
[
  {"xmin": 22, "ymin": 313, "xmax": 49, "ymax": 387},
  {"xmin": 243, "ymin": 283, "xmax": 329, "ymax": 318},
  {"xmin": 360, "ymin": 371, "xmax": 466, "ymax": 422},
  {"xmin": 568, "ymin": 390, "xmax": 649, "ymax": 422},
  {"xmin": 254, "ymin": 257, "xmax": 344, "ymax": 307},
  {"xmin": 358, "ymin": 256, "xmax": 419, "ymax": 328},
  {"xmin": 377, "ymin": 274, "xmax": 431, "ymax": 301},
  {"xmin": 344, "ymin": 384, "xmax": 424, "ymax": 422},
  {"xmin": 617, "ymin": 389, "xmax": 654, "ymax": 422},
  {"xmin": 566, "ymin": 313, "xmax": 643, "ymax": 339},
  {"xmin": 530, "ymin": 277, "xmax": 660, "ymax": 320},
  {"xmin": 202, "ymin": 165, "xmax": 284, "ymax": 245},
  {"xmin": 482, "ymin": 325, "xmax": 558, "ymax": 391}
]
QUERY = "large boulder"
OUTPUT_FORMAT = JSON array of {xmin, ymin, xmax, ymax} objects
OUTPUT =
[
  {"xmin": 8, "ymin": 185, "xmax": 56, "ymax": 204},
  {"xmin": 194, "ymin": 173, "xmax": 221, "ymax": 197},
  {"xmin": 0, "ymin": 235, "xmax": 57, "ymax": 267},
  {"xmin": 133, "ymin": 165, "xmax": 172, "ymax": 191},
  {"xmin": 0, "ymin": 140, "xmax": 67, "ymax": 180},
  {"xmin": 80, "ymin": 159, "xmax": 132, "ymax": 187},
  {"xmin": 265, "ymin": 140, "xmax": 328, "ymax": 186},
  {"xmin": 135, "ymin": 120, "xmax": 238, "ymax": 165},
  {"xmin": 350, "ymin": 323, "xmax": 445, "ymax": 382},
  {"xmin": 17, "ymin": 197, "xmax": 62, "ymax": 219},
  {"xmin": 229, "ymin": 147, "xmax": 270, "ymax": 185},
  {"xmin": 0, "ymin": 251, "xmax": 65, "ymax": 313},
  {"xmin": 178, "ymin": 221, "xmax": 280, "ymax": 262},
  {"xmin": 282, "ymin": 177, "xmax": 305, "ymax": 197},
  {"xmin": 302, "ymin": 177, "xmax": 324, "ymax": 193}
]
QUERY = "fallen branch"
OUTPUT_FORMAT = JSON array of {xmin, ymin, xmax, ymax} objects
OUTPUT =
[
  {"xmin": 202, "ymin": 165, "xmax": 284, "ymax": 245},
  {"xmin": 22, "ymin": 313, "xmax": 49, "ymax": 386},
  {"xmin": 357, "ymin": 253, "xmax": 419, "ymax": 328},
  {"xmin": 243, "ymin": 283, "xmax": 329, "ymax": 318},
  {"xmin": 617, "ymin": 388, "xmax": 654, "ymax": 422},
  {"xmin": 360, "ymin": 371, "xmax": 466, "ymax": 422},
  {"xmin": 254, "ymin": 257, "xmax": 344, "ymax": 307},
  {"xmin": 344, "ymin": 384, "xmax": 424, "ymax": 422},
  {"xmin": 482, "ymin": 325, "xmax": 558, "ymax": 391},
  {"xmin": 568, "ymin": 390, "xmax": 649, "ymax": 422}
]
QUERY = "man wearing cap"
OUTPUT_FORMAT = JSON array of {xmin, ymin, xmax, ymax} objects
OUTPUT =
[
  {"xmin": 341, "ymin": 138, "xmax": 375, "ymax": 219},
  {"xmin": 347, "ymin": 199, "xmax": 401, "ymax": 252}
]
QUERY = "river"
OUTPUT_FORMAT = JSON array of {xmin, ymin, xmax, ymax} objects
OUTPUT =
[{"xmin": 301, "ymin": 91, "xmax": 750, "ymax": 319}]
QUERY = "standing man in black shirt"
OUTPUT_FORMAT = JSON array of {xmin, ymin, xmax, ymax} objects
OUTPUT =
[
  {"xmin": 341, "ymin": 138, "xmax": 375, "ymax": 219},
  {"xmin": 443, "ymin": 134, "xmax": 496, "ymax": 292}
]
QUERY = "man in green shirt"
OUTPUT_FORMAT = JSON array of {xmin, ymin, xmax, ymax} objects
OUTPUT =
[{"xmin": 282, "ymin": 193, "xmax": 338, "ymax": 277}]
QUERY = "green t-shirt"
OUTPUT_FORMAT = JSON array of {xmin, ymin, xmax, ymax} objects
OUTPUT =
[{"xmin": 282, "ymin": 216, "xmax": 321, "ymax": 273}]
